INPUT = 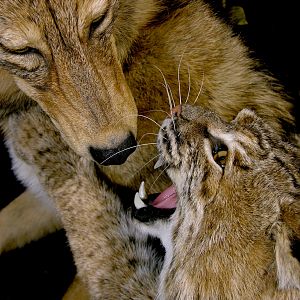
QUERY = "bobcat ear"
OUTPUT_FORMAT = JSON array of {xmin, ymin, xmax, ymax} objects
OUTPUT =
[
  {"xmin": 232, "ymin": 108, "xmax": 259, "ymax": 128},
  {"xmin": 274, "ymin": 202, "xmax": 300, "ymax": 290}
]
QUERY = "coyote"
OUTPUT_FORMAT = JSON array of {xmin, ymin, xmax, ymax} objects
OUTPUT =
[
  {"xmin": 0, "ymin": 0, "xmax": 297, "ymax": 296},
  {"xmin": 0, "ymin": 0, "xmax": 295, "ymax": 159}
]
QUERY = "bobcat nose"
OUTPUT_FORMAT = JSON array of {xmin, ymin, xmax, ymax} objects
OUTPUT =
[
  {"xmin": 171, "ymin": 105, "xmax": 182, "ymax": 117},
  {"xmin": 89, "ymin": 133, "xmax": 137, "ymax": 165}
]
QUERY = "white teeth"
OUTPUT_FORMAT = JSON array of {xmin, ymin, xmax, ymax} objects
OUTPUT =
[
  {"xmin": 138, "ymin": 181, "xmax": 147, "ymax": 200},
  {"xmin": 134, "ymin": 181, "xmax": 148, "ymax": 209},
  {"xmin": 154, "ymin": 157, "xmax": 164, "ymax": 169},
  {"xmin": 134, "ymin": 192, "xmax": 147, "ymax": 209}
]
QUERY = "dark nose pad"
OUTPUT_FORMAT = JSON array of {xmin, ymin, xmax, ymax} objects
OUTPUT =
[{"xmin": 89, "ymin": 133, "xmax": 137, "ymax": 165}]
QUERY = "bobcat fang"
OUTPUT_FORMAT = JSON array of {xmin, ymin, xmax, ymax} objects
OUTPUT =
[
  {"xmin": 154, "ymin": 157, "xmax": 164, "ymax": 169},
  {"xmin": 134, "ymin": 181, "xmax": 148, "ymax": 209},
  {"xmin": 139, "ymin": 181, "xmax": 148, "ymax": 200}
]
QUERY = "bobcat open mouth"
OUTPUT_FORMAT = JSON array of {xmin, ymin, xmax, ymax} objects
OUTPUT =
[
  {"xmin": 132, "ymin": 151, "xmax": 177, "ymax": 222},
  {"xmin": 133, "ymin": 180, "xmax": 177, "ymax": 223},
  {"xmin": 135, "ymin": 183, "xmax": 177, "ymax": 209}
]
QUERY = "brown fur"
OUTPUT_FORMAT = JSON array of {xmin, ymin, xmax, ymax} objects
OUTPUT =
[
  {"xmin": 0, "ymin": 0, "xmax": 298, "ymax": 298},
  {"xmin": 0, "ymin": 0, "xmax": 295, "ymax": 156},
  {"xmin": 5, "ymin": 105, "xmax": 163, "ymax": 298},
  {"xmin": 152, "ymin": 104, "xmax": 300, "ymax": 299},
  {"xmin": 0, "ymin": 0, "xmax": 296, "ymax": 249},
  {"xmin": 5, "ymin": 104, "xmax": 300, "ymax": 299}
]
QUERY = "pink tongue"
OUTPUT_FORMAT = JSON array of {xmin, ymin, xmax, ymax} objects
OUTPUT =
[{"xmin": 152, "ymin": 185, "xmax": 177, "ymax": 209}]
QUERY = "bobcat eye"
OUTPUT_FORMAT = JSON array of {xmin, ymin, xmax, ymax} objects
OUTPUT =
[{"xmin": 212, "ymin": 143, "xmax": 228, "ymax": 169}]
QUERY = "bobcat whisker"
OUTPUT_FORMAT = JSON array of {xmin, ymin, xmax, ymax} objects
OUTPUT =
[
  {"xmin": 141, "ymin": 109, "xmax": 171, "ymax": 118},
  {"xmin": 173, "ymin": 127, "xmax": 182, "ymax": 139},
  {"xmin": 159, "ymin": 82, "xmax": 176, "ymax": 131},
  {"xmin": 113, "ymin": 113, "xmax": 165, "ymax": 131},
  {"xmin": 155, "ymin": 65, "xmax": 175, "ymax": 108},
  {"xmin": 137, "ymin": 114, "xmax": 165, "ymax": 131},
  {"xmin": 138, "ymin": 133, "xmax": 166, "ymax": 144},
  {"xmin": 166, "ymin": 83, "xmax": 176, "ymax": 109},
  {"xmin": 163, "ymin": 83, "xmax": 177, "ymax": 131},
  {"xmin": 185, "ymin": 65, "xmax": 191, "ymax": 104},
  {"xmin": 193, "ymin": 70, "xmax": 205, "ymax": 105},
  {"xmin": 161, "ymin": 81, "xmax": 176, "ymax": 111},
  {"xmin": 149, "ymin": 163, "xmax": 170, "ymax": 192},
  {"xmin": 178, "ymin": 53, "xmax": 185, "ymax": 105},
  {"xmin": 98, "ymin": 143, "xmax": 157, "ymax": 166},
  {"xmin": 154, "ymin": 65, "xmax": 178, "ymax": 132},
  {"xmin": 132, "ymin": 154, "xmax": 161, "ymax": 177},
  {"xmin": 160, "ymin": 83, "xmax": 174, "ymax": 117}
]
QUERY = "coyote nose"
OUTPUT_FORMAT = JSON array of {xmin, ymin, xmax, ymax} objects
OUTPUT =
[{"xmin": 89, "ymin": 133, "xmax": 137, "ymax": 165}]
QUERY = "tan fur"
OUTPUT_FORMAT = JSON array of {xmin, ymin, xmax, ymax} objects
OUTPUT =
[
  {"xmin": 4, "ymin": 105, "xmax": 163, "ymax": 299},
  {"xmin": 0, "ymin": 0, "xmax": 298, "ymax": 298},
  {"xmin": 1, "ymin": 0, "xmax": 296, "ymax": 254},
  {"xmin": 0, "ymin": 191, "xmax": 61, "ymax": 253},
  {"xmin": 63, "ymin": 276, "xmax": 90, "ymax": 300},
  {"xmin": 0, "ymin": 0, "xmax": 295, "ymax": 156},
  {"xmin": 0, "ymin": 0, "xmax": 296, "ymax": 184},
  {"xmin": 152, "ymin": 105, "xmax": 300, "ymax": 299},
  {"xmin": 0, "ymin": 0, "xmax": 140, "ymax": 156},
  {"xmin": 5, "ymin": 104, "xmax": 300, "ymax": 299}
]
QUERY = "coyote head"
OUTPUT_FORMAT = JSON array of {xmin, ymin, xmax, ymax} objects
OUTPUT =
[{"xmin": 0, "ymin": 0, "xmax": 156, "ymax": 164}]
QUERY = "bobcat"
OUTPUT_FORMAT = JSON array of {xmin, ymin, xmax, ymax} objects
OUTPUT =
[
  {"xmin": 5, "ymin": 104, "xmax": 300, "ymax": 299},
  {"xmin": 134, "ymin": 104, "xmax": 300, "ymax": 299}
]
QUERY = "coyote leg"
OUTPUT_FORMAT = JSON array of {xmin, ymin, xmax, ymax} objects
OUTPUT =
[{"xmin": 0, "ymin": 189, "xmax": 62, "ymax": 254}]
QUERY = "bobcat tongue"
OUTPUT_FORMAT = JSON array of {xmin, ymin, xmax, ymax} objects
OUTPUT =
[{"xmin": 152, "ymin": 185, "xmax": 177, "ymax": 208}]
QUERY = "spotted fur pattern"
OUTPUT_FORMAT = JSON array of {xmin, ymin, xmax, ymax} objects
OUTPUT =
[{"xmin": 150, "ymin": 104, "xmax": 300, "ymax": 299}]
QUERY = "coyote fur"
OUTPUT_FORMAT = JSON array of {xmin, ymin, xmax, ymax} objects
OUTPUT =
[{"xmin": 0, "ymin": 0, "xmax": 297, "ymax": 297}]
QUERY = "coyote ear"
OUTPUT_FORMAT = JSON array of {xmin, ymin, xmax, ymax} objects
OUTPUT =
[{"xmin": 274, "ymin": 202, "xmax": 300, "ymax": 290}]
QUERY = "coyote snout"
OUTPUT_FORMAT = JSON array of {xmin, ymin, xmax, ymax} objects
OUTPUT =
[
  {"xmin": 0, "ymin": 0, "xmax": 138, "ymax": 164},
  {"xmin": 90, "ymin": 133, "xmax": 137, "ymax": 165}
]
